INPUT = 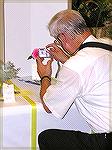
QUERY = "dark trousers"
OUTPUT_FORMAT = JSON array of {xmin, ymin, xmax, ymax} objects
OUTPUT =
[{"xmin": 38, "ymin": 129, "xmax": 112, "ymax": 150}]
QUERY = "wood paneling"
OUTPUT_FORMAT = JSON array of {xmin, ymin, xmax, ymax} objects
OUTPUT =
[{"xmin": 0, "ymin": 0, "xmax": 5, "ymax": 63}]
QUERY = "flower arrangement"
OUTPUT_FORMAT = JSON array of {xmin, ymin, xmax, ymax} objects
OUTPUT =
[{"xmin": 0, "ymin": 61, "xmax": 20, "ymax": 90}]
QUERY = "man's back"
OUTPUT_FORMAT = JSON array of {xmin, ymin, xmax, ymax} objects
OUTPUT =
[{"xmin": 64, "ymin": 36, "xmax": 112, "ymax": 133}]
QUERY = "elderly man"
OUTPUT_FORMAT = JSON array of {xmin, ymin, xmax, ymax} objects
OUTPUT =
[{"xmin": 36, "ymin": 9, "xmax": 112, "ymax": 150}]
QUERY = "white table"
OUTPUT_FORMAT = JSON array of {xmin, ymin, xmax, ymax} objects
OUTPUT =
[{"xmin": 0, "ymin": 78, "xmax": 91, "ymax": 150}]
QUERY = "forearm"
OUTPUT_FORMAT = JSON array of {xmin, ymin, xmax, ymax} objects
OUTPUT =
[{"xmin": 40, "ymin": 77, "xmax": 52, "ymax": 113}]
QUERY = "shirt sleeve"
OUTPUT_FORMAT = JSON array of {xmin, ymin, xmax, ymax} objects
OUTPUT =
[{"xmin": 43, "ymin": 66, "xmax": 82, "ymax": 119}]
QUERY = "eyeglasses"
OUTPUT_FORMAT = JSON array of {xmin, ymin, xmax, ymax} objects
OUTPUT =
[
  {"xmin": 53, "ymin": 34, "xmax": 71, "ymax": 58},
  {"xmin": 54, "ymin": 34, "xmax": 78, "ymax": 58},
  {"xmin": 54, "ymin": 35, "xmax": 62, "ymax": 46}
]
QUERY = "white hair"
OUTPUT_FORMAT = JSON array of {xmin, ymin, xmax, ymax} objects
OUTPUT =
[{"xmin": 48, "ymin": 9, "xmax": 90, "ymax": 39}]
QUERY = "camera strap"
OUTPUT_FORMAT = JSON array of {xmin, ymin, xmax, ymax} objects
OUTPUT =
[{"xmin": 78, "ymin": 42, "xmax": 112, "ymax": 52}]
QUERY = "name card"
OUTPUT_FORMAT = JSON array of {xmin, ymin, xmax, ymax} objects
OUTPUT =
[{"xmin": 3, "ymin": 83, "xmax": 15, "ymax": 103}]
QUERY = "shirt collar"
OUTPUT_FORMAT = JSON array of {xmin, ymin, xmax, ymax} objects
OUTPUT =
[{"xmin": 83, "ymin": 35, "xmax": 98, "ymax": 44}]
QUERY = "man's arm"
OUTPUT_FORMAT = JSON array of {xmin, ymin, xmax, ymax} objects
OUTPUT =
[
  {"xmin": 40, "ymin": 77, "xmax": 51, "ymax": 113},
  {"xmin": 36, "ymin": 57, "xmax": 53, "ymax": 113},
  {"xmin": 36, "ymin": 44, "xmax": 69, "ymax": 113}
]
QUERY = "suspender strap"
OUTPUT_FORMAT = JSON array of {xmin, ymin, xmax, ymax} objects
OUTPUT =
[{"xmin": 78, "ymin": 42, "xmax": 112, "ymax": 51}]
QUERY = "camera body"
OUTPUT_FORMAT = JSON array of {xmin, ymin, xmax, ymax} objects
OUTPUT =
[
  {"xmin": 38, "ymin": 48, "xmax": 50, "ymax": 58},
  {"xmin": 27, "ymin": 48, "xmax": 51, "ymax": 60}
]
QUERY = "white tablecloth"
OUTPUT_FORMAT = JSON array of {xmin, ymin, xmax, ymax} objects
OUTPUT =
[{"xmin": 0, "ymin": 78, "xmax": 91, "ymax": 150}]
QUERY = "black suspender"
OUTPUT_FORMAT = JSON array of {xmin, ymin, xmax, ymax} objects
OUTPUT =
[{"xmin": 78, "ymin": 42, "xmax": 112, "ymax": 51}]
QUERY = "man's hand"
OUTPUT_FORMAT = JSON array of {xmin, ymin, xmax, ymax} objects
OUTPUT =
[
  {"xmin": 46, "ymin": 43, "xmax": 69, "ymax": 64},
  {"xmin": 36, "ymin": 57, "xmax": 53, "ymax": 78}
]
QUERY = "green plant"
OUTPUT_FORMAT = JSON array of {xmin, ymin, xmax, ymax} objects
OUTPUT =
[
  {"xmin": 72, "ymin": 0, "xmax": 112, "ymax": 38},
  {"xmin": 0, "ymin": 61, "xmax": 20, "ymax": 83}
]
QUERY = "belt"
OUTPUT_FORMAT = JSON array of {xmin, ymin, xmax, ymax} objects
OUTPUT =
[{"xmin": 101, "ymin": 132, "xmax": 112, "ymax": 139}]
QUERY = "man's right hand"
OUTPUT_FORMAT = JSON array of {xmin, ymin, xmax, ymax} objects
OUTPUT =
[{"xmin": 46, "ymin": 43, "xmax": 69, "ymax": 64}]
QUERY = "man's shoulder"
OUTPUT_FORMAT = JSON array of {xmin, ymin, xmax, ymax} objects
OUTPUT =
[
  {"xmin": 64, "ymin": 47, "xmax": 109, "ymax": 74},
  {"xmin": 63, "ymin": 52, "xmax": 95, "ymax": 74}
]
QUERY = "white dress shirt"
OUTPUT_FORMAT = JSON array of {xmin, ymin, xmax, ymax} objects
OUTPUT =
[{"xmin": 43, "ymin": 35, "xmax": 112, "ymax": 133}]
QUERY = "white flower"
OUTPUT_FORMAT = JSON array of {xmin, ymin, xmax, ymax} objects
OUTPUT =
[{"xmin": 0, "ymin": 61, "xmax": 21, "ymax": 82}]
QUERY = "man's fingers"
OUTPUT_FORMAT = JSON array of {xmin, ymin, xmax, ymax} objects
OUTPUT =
[
  {"xmin": 47, "ymin": 58, "xmax": 53, "ymax": 66},
  {"xmin": 46, "ymin": 43, "xmax": 58, "ymax": 51},
  {"xmin": 36, "ymin": 57, "xmax": 44, "ymax": 64},
  {"xmin": 46, "ymin": 43, "xmax": 54, "ymax": 48}
]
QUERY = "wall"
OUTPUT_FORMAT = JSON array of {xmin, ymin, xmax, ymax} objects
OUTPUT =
[
  {"xmin": 4, "ymin": 2, "xmax": 31, "ymax": 77},
  {"xmin": 4, "ymin": 1, "xmax": 68, "ymax": 78}
]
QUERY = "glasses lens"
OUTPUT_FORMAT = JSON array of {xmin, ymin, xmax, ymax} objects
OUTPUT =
[
  {"xmin": 54, "ymin": 37, "xmax": 62, "ymax": 46},
  {"xmin": 54, "ymin": 40, "xmax": 59, "ymax": 45}
]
